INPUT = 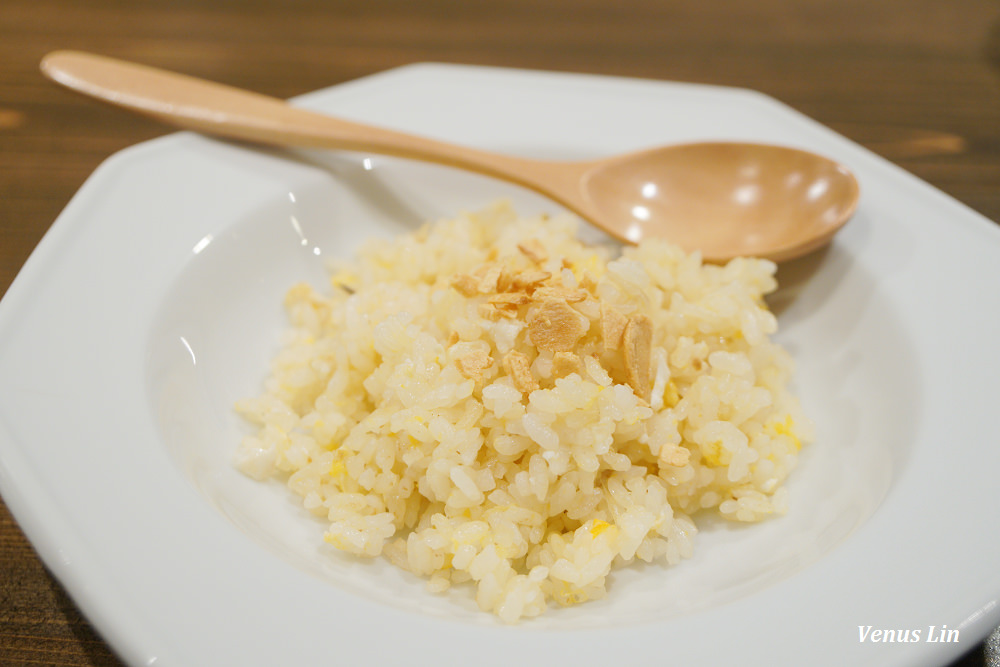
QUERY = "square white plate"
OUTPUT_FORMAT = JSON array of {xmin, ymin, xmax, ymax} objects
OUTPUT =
[{"xmin": 2, "ymin": 63, "xmax": 999, "ymax": 667}]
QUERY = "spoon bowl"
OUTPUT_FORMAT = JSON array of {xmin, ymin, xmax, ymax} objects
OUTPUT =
[
  {"xmin": 578, "ymin": 142, "xmax": 859, "ymax": 261},
  {"xmin": 40, "ymin": 51, "xmax": 859, "ymax": 262}
]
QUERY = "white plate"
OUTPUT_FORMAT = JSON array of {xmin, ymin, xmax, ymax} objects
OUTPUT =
[{"xmin": 1, "ymin": 63, "xmax": 999, "ymax": 667}]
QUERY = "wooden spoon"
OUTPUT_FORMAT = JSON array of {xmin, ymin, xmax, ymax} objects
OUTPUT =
[{"xmin": 41, "ymin": 50, "xmax": 859, "ymax": 262}]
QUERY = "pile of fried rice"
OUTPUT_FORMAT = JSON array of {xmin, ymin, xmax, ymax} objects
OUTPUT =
[{"xmin": 235, "ymin": 201, "xmax": 811, "ymax": 623}]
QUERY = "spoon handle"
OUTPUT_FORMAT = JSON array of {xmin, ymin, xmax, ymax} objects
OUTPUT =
[{"xmin": 40, "ymin": 51, "xmax": 545, "ymax": 186}]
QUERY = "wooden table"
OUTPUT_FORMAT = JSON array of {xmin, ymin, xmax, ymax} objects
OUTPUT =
[{"xmin": 2, "ymin": 1, "xmax": 999, "ymax": 665}]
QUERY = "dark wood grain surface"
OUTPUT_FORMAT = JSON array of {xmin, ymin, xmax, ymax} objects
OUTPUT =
[{"xmin": 2, "ymin": 1, "xmax": 999, "ymax": 665}]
